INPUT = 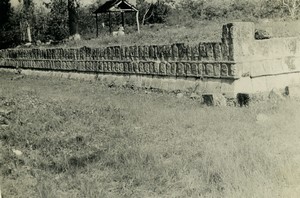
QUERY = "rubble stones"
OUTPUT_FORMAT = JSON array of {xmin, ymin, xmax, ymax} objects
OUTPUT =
[
  {"xmin": 268, "ymin": 88, "xmax": 285, "ymax": 101},
  {"xmin": 202, "ymin": 94, "xmax": 227, "ymax": 106}
]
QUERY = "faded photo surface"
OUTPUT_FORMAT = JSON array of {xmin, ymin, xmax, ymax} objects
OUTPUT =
[{"xmin": 1, "ymin": 0, "xmax": 300, "ymax": 197}]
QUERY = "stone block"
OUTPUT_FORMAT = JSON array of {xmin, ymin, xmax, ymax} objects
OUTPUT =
[
  {"xmin": 118, "ymin": 62, "xmax": 124, "ymax": 73},
  {"xmin": 201, "ymin": 94, "xmax": 226, "ymax": 106},
  {"xmin": 132, "ymin": 62, "xmax": 139, "ymax": 73},
  {"xmin": 60, "ymin": 61, "xmax": 66, "ymax": 70},
  {"xmin": 213, "ymin": 43, "xmax": 222, "ymax": 60},
  {"xmin": 186, "ymin": 62, "xmax": 193, "ymax": 77},
  {"xmin": 214, "ymin": 63, "xmax": 221, "ymax": 77},
  {"xmin": 107, "ymin": 62, "xmax": 112, "ymax": 72},
  {"xmin": 148, "ymin": 62, "xmax": 154, "ymax": 73},
  {"xmin": 111, "ymin": 62, "xmax": 116, "ymax": 72},
  {"xmin": 172, "ymin": 44, "xmax": 179, "ymax": 60},
  {"xmin": 144, "ymin": 62, "xmax": 151, "ymax": 74},
  {"xmin": 86, "ymin": 61, "xmax": 95, "ymax": 72},
  {"xmin": 221, "ymin": 63, "xmax": 229, "ymax": 77},
  {"xmin": 228, "ymin": 64, "xmax": 237, "ymax": 77},
  {"xmin": 186, "ymin": 62, "xmax": 199, "ymax": 77},
  {"xmin": 114, "ymin": 76, "xmax": 127, "ymax": 87},
  {"xmin": 102, "ymin": 62, "xmax": 108, "ymax": 72},
  {"xmin": 171, "ymin": 62, "xmax": 177, "ymax": 76},
  {"xmin": 43, "ymin": 49, "xmax": 48, "ymax": 59},
  {"xmin": 114, "ymin": 62, "xmax": 120, "ymax": 73},
  {"xmin": 133, "ymin": 46, "xmax": 138, "ymax": 59},
  {"xmin": 114, "ymin": 46, "xmax": 121, "ymax": 59},
  {"xmin": 98, "ymin": 61, "xmax": 104, "ymax": 72},
  {"xmin": 100, "ymin": 48, "xmax": 105, "ymax": 59},
  {"xmin": 149, "ymin": 45, "xmax": 155, "ymax": 59},
  {"xmin": 138, "ymin": 46, "xmax": 144, "ymax": 59},
  {"xmin": 172, "ymin": 77, "xmax": 186, "ymax": 91},
  {"xmin": 191, "ymin": 46, "xmax": 199, "ymax": 61},
  {"xmin": 107, "ymin": 47, "xmax": 112, "ymax": 59},
  {"xmin": 138, "ymin": 62, "xmax": 145, "ymax": 74},
  {"xmin": 103, "ymin": 47, "xmax": 108, "ymax": 59},
  {"xmin": 157, "ymin": 45, "xmax": 164, "ymax": 60},
  {"xmin": 236, "ymin": 93, "xmax": 250, "ymax": 107},
  {"xmin": 165, "ymin": 45, "xmax": 172, "ymax": 60},
  {"xmin": 144, "ymin": 46, "xmax": 149, "ymax": 59},
  {"xmin": 85, "ymin": 47, "xmax": 92, "ymax": 60},
  {"xmin": 74, "ymin": 49, "xmax": 80, "ymax": 60},
  {"xmin": 90, "ymin": 48, "xmax": 96, "ymax": 60},
  {"xmin": 166, "ymin": 62, "xmax": 174, "ymax": 76},
  {"xmin": 124, "ymin": 62, "xmax": 129, "ymax": 73},
  {"xmin": 76, "ymin": 61, "xmax": 84, "ymax": 71},
  {"xmin": 128, "ymin": 46, "xmax": 134, "ymax": 59},
  {"xmin": 199, "ymin": 43, "xmax": 207, "ymax": 59},
  {"xmin": 79, "ymin": 47, "xmax": 87, "ymax": 60},
  {"xmin": 206, "ymin": 43, "xmax": 214, "ymax": 60},
  {"xmin": 128, "ymin": 62, "xmax": 134, "ymax": 73},
  {"xmin": 59, "ymin": 48, "xmax": 64, "ymax": 60},
  {"xmin": 220, "ymin": 79, "xmax": 234, "ymax": 95},
  {"xmin": 67, "ymin": 61, "xmax": 73, "ymax": 70},
  {"xmin": 204, "ymin": 64, "xmax": 214, "ymax": 76},
  {"xmin": 176, "ymin": 62, "xmax": 185, "ymax": 77},
  {"xmin": 222, "ymin": 22, "xmax": 255, "ymax": 41},
  {"xmin": 142, "ymin": 76, "xmax": 152, "ymax": 88},
  {"xmin": 268, "ymin": 88, "xmax": 285, "ymax": 101},
  {"xmin": 177, "ymin": 43, "xmax": 186, "ymax": 60},
  {"xmin": 153, "ymin": 62, "xmax": 160, "ymax": 73},
  {"xmin": 159, "ymin": 62, "xmax": 167, "ymax": 75},
  {"xmin": 120, "ymin": 47, "xmax": 125, "ymax": 59},
  {"xmin": 186, "ymin": 45, "xmax": 192, "ymax": 60}
]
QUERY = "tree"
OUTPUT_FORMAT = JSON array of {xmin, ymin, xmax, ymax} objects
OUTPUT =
[
  {"xmin": 177, "ymin": 0, "xmax": 205, "ymax": 19},
  {"xmin": 45, "ymin": 0, "xmax": 69, "ymax": 40},
  {"xmin": 0, "ymin": 0, "xmax": 21, "ymax": 49},
  {"xmin": 282, "ymin": 0, "xmax": 300, "ymax": 19},
  {"xmin": 20, "ymin": 0, "xmax": 35, "ymax": 42},
  {"xmin": 68, "ymin": 0, "xmax": 80, "ymax": 37},
  {"xmin": 137, "ymin": 0, "xmax": 173, "ymax": 25},
  {"xmin": 0, "ymin": 0, "xmax": 11, "ymax": 28}
]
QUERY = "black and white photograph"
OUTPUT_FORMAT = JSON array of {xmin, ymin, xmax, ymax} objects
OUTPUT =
[{"xmin": 0, "ymin": 0, "xmax": 300, "ymax": 197}]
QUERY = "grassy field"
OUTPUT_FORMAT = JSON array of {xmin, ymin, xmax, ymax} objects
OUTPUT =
[
  {"xmin": 0, "ymin": 71, "xmax": 300, "ymax": 197},
  {"xmin": 32, "ymin": 20, "xmax": 300, "ymax": 49}
]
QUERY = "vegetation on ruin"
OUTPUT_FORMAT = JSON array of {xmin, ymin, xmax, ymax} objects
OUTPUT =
[{"xmin": 0, "ymin": 71, "xmax": 300, "ymax": 197}]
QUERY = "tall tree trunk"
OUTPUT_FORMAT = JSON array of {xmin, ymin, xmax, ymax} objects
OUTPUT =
[
  {"xmin": 26, "ymin": 22, "xmax": 32, "ymax": 42},
  {"xmin": 68, "ymin": 0, "xmax": 79, "ymax": 36},
  {"xmin": 23, "ymin": 0, "xmax": 33, "ymax": 42}
]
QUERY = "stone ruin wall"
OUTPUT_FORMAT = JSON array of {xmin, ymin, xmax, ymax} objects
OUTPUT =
[
  {"xmin": 230, "ymin": 22, "xmax": 300, "ymax": 94},
  {"xmin": 1, "ymin": 22, "xmax": 300, "ymax": 99},
  {"xmin": 0, "ymin": 39, "xmax": 236, "ymax": 80}
]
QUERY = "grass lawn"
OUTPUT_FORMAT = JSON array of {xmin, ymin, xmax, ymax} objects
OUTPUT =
[{"xmin": 0, "ymin": 71, "xmax": 300, "ymax": 197}]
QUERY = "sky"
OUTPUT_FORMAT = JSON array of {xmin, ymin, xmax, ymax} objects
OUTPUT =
[
  {"xmin": 10, "ymin": 0, "xmax": 97, "ymax": 7},
  {"xmin": 9, "ymin": 0, "xmax": 155, "ymax": 7}
]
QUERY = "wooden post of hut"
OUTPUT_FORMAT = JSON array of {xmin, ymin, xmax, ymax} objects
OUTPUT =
[{"xmin": 93, "ymin": 0, "xmax": 140, "ymax": 37}]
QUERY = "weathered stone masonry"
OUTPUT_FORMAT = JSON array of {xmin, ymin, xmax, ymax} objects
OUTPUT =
[
  {"xmin": 0, "ymin": 41, "xmax": 236, "ymax": 79},
  {"xmin": 1, "ymin": 22, "xmax": 300, "ymax": 98}
]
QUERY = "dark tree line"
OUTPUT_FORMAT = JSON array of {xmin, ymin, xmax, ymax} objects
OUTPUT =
[{"xmin": 0, "ymin": 0, "xmax": 299, "ymax": 49}]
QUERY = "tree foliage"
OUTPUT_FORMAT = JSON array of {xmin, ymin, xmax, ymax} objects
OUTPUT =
[
  {"xmin": 1, "ymin": 0, "xmax": 300, "ymax": 49},
  {"xmin": 45, "ymin": 0, "xmax": 69, "ymax": 40},
  {"xmin": 0, "ymin": 0, "xmax": 11, "ymax": 27},
  {"xmin": 68, "ymin": 0, "xmax": 80, "ymax": 36},
  {"xmin": 0, "ymin": 0, "xmax": 21, "ymax": 49},
  {"xmin": 282, "ymin": 0, "xmax": 300, "ymax": 19}
]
